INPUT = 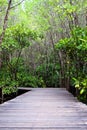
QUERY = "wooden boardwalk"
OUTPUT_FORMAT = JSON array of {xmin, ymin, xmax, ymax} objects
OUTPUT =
[{"xmin": 0, "ymin": 88, "xmax": 87, "ymax": 130}]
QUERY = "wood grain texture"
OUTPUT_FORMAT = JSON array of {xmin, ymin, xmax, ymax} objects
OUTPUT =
[{"xmin": 0, "ymin": 88, "xmax": 87, "ymax": 130}]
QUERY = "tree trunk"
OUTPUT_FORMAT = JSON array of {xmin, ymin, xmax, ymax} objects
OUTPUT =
[
  {"xmin": 0, "ymin": 0, "xmax": 12, "ymax": 44},
  {"xmin": 58, "ymin": 50, "xmax": 65, "ymax": 88},
  {"xmin": 65, "ymin": 63, "xmax": 70, "ymax": 91},
  {"xmin": 49, "ymin": 31, "xmax": 56, "ymax": 64},
  {"xmin": 74, "ymin": 13, "xmax": 78, "ymax": 26},
  {"xmin": 86, "ymin": 10, "xmax": 87, "ymax": 26},
  {"xmin": 0, "ymin": 0, "xmax": 12, "ymax": 68}
]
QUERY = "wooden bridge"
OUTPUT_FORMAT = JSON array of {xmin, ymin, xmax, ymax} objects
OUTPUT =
[{"xmin": 0, "ymin": 88, "xmax": 87, "ymax": 130}]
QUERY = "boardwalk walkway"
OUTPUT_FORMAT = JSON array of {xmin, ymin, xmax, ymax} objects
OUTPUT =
[{"xmin": 0, "ymin": 88, "xmax": 87, "ymax": 130}]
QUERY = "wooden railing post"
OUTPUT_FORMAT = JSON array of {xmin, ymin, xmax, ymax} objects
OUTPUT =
[{"xmin": 0, "ymin": 88, "xmax": 3, "ymax": 103}]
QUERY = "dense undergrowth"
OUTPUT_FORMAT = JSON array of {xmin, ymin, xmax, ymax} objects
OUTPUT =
[
  {"xmin": 55, "ymin": 27, "xmax": 87, "ymax": 104},
  {"xmin": 0, "ymin": 26, "xmax": 87, "ymax": 104}
]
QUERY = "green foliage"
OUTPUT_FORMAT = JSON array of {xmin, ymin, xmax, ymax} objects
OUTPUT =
[
  {"xmin": 0, "ymin": 23, "xmax": 39, "ymax": 95},
  {"xmin": 73, "ymin": 77, "xmax": 87, "ymax": 103},
  {"xmin": 36, "ymin": 63, "xmax": 60, "ymax": 87},
  {"xmin": 55, "ymin": 26, "xmax": 87, "ymax": 102},
  {"xmin": 3, "ymin": 81, "xmax": 18, "ymax": 95},
  {"xmin": 18, "ymin": 72, "xmax": 46, "ymax": 88},
  {"xmin": 1, "ymin": 24, "xmax": 38, "ymax": 51},
  {"xmin": 0, "ymin": 0, "xmax": 7, "ymax": 7},
  {"xmin": 11, "ymin": 24, "xmax": 37, "ymax": 47},
  {"xmin": 0, "ymin": 68, "xmax": 18, "ymax": 95},
  {"xmin": 0, "ymin": 56, "xmax": 46, "ymax": 95},
  {"xmin": 16, "ymin": 61, "xmax": 46, "ymax": 88}
]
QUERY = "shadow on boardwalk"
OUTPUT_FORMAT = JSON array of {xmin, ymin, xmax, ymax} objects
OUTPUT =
[{"xmin": 0, "ymin": 88, "xmax": 87, "ymax": 130}]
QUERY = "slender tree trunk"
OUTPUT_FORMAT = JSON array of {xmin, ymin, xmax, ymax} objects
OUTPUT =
[
  {"xmin": 0, "ymin": 0, "xmax": 12, "ymax": 102},
  {"xmin": 58, "ymin": 50, "xmax": 65, "ymax": 88},
  {"xmin": 86, "ymin": 10, "xmax": 87, "ymax": 26},
  {"xmin": 49, "ymin": 31, "xmax": 57, "ymax": 64},
  {"xmin": 74, "ymin": 13, "xmax": 78, "ymax": 26},
  {"xmin": 0, "ymin": 0, "xmax": 12, "ymax": 44},
  {"xmin": 68, "ymin": 0, "xmax": 79, "ymax": 31},
  {"xmin": 65, "ymin": 56, "xmax": 70, "ymax": 91},
  {"xmin": 0, "ymin": 0, "xmax": 12, "ymax": 68}
]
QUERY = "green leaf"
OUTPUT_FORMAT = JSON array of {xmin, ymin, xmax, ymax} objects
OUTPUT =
[{"xmin": 80, "ymin": 88, "xmax": 85, "ymax": 95}]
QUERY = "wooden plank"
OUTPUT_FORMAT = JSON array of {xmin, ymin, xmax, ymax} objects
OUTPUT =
[{"xmin": 0, "ymin": 88, "xmax": 87, "ymax": 130}]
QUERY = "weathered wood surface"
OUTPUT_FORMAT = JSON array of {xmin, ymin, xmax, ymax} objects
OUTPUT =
[{"xmin": 0, "ymin": 88, "xmax": 87, "ymax": 130}]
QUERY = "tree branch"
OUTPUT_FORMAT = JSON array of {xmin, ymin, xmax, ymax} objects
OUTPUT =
[{"xmin": 10, "ymin": 0, "xmax": 25, "ymax": 9}]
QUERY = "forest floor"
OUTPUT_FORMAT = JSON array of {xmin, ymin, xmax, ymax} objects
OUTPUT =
[{"xmin": 0, "ymin": 88, "xmax": 87, "ymax": 130}]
